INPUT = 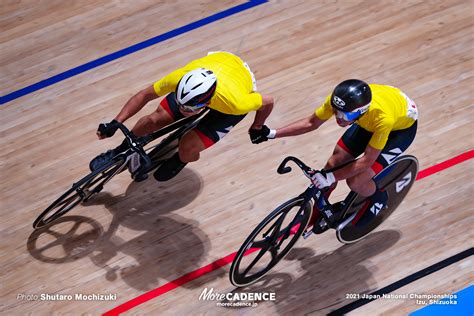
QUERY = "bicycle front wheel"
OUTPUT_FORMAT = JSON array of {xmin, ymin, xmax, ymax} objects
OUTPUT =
[
  {"xmin": 229, "ymin": 197, "xmax": 312, "ymax": 287},
  {"xmin": 33, "ymin": 158, "xmax": 125, "ymax": 229}
]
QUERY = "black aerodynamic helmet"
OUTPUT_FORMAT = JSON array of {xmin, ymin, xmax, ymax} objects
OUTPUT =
[{"xmin": 331, "ymin": 79, "xmax": 372, "ymax": 120}]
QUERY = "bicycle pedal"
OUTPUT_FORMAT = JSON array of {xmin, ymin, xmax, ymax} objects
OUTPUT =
[{"xmin": 312, "ymin": 219, "xmax": 330, "ymax": 234}]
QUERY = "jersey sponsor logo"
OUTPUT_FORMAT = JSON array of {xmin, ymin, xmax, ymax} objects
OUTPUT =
[
  {"xmin": 400, "ymin": 91, "xmax": 419, "ymax": 120},
  {"xmin": 407, "ymin": 102, "xmax": 418, "ymax": 120},
  {"xmin": 332, "ymin": 96, "xmax": 345, "ymax": 109},
  {"xmin": 382, "ymin": 148, "xmax": 403, "ymax": 164},
  {"xmin": 396, "ymin": 172, "xmax": 412, "ymax": 192},
  {"xmin": 370, "ymin": 202, "xmax": 384, "ymax": 216}
]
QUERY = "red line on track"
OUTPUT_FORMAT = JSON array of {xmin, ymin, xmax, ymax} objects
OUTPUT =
[
  {"xmin": 103, "ymin": 150, "xmax": 473, "ymax": 315},
  {"xmin": 103, "ymin": 252, "xmax": 237, "ymax": 316},
  {"xmin": 416, "ymin": 150, "xmax": 473, "ymax": 180}
]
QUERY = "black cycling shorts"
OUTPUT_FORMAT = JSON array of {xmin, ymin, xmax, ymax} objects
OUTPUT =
[
  {"xmin": 338, "ymin": 121, "xmax": 418, "ymax": 173},
  {"xmin": 160, "ymin": 93, "xmax": 246, "ymax": 148}
]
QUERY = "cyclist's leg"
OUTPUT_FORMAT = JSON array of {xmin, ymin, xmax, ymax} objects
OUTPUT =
[
  {"xmin": 312, "ymin": 124, "xmax": 371, "ymax": 232},
  {"xmin": 346, "ymin": 168, "xmax": 377, "ymax": 196},
  {"xmin": 116, "ymin": 95, "xmax": 178, "ymax": 151},
  {"xmin": 350, "ymin": 121, "xmax": 418, "ymax": 193},
  {"xmin": 154, "ymin": 109, "xmax": 246, "ymax": 181},
  {"xmin": 325, "ymin": 124, "xmax": 371, "ymax": 198},
  {"xmin": 350, "ymin": 121, "xmax": 418, "ymax": 226},
  {"xmin": 184, "ymin": 110, "xmax": 246, "ymax": 160},
  {"xmin": 324, "ymin": 145, "xmax": 356, "ymax": 199},
  {"xmin": 131, "ymin": 96, "xmax": 176, "ymax": 136},
  {"xmin": 178, "ymin": 131, "xmax": 206, "ymax": 162}
]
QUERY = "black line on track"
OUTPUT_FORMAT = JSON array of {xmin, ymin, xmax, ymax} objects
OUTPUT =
[{"xmin": 327, "ymin": 247, "xmax": 474, "ymax": 315}]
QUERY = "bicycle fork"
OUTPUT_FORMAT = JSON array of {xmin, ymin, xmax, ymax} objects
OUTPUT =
[{"xmin": 302, "ymin": 189, "xmax": 335, "ymax": 239}]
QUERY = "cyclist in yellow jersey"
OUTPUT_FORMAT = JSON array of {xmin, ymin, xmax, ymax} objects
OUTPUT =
[
  {"xmin": 89, "ymin": 52, "xmax": 274, "ymax": 181},
  {"xmin": 252, "ymin": 79, "xmax": 418, "ymax": 233}
]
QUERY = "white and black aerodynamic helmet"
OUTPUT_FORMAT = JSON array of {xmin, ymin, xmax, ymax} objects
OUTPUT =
[{"xmin": 175, "ymin": 68, "xmax": 217, "ymax": 111}]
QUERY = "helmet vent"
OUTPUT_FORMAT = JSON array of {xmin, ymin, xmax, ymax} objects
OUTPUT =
[
  {"xmin": 175, "ymin": 68, "xmax": 217, "ymax": 106},
  {"xmin": 192, "ymin": 82, "xmax": 203, "ymax": 90}
]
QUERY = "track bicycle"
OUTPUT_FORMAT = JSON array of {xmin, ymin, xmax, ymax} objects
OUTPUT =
[
  {"xmin": 229, "ymin": 154, "xmax": 418, "ymax": 287},
  {"xmin": 33, "ymin": 109, "xmax": 209, "ymax": 229}
]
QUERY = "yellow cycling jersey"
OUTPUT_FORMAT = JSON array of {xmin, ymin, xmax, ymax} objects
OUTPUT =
[
  {"xmin": 153, "ymin": 52, "xmax": 262, "ymax": 115},
  {"xmin": 315, "ymin": 84, "xmax": 418, "ymax": 150}
]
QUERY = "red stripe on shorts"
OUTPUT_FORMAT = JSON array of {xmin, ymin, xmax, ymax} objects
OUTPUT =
[
  {"xmin": 194, "ymin": 130, "xmax": 215, "ymax": 148},
  {"xmin": 337, "ymin": 138, "xmax": 352, "ymax": 155},
  {"xmin": 160, "ymin": 97, "xmax": 175, "ymax": 119},
  {"xmin": 371, "ymin": 161, "xmax": 384, "ymax": 174}
]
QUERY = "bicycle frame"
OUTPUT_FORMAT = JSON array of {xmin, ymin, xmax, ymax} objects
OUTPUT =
[
  {"xmin": 277, "ymin": 157, "xmax": 333, "ymax": 224},
  {"xmin": 137, "ymin": 108, "xmax": 209, "ymax": 151},
  {"xmin": 33, "ymin": 108, "xmax": 211, "ymax": 229},
  {"xmin": 114, "ymin": 108, "xmax": 210, "ymax": 172}
]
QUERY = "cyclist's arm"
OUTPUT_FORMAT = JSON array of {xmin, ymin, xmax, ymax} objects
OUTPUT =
[
  {"xmin": 114, "ymin": 85, "xmax": 160, "ymax": 123},
  {"xmin": 274, "ymin": 113, "xmax": 325, "ymax": 138},
  {"xmin": 332, "ymin": 145, "xmax": 381, "ymax": 181},
  {"xmin": 250, "ymin": 95, "xmax": 274, "ymax": 129}
]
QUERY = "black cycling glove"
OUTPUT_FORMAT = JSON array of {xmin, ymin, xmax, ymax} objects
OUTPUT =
[
  {"xmin": 97, "ymin": 120, "xmax": 120, "ymax": 138},
  {"xmin": 249, "ymin": 125, "xmax": 274, "ymax": 144}
]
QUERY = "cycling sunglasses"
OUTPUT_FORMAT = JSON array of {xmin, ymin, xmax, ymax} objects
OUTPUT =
[
  {"xmin": 178, "ymin": 101, "xmax": 208, "ymax": 113},
  {"xmin": 334, "ymin": 104, "xmax": 370, "ymax": 121}
]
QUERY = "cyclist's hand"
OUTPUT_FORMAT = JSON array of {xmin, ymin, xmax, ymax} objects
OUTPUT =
[
  {"xmin": 97, "ymin": 120, "xmax": 120, "ymax": 139},
  {"xmin": 311, "ymin": 170, "xmax": 336, "ymax": 189},
  {"xmin": 249, "ymin": 125, "xmax": 275, "ymax": 144}
]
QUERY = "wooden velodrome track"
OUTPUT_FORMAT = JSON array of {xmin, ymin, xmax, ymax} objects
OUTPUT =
[{"xmin": 1, "ymin": 0, "xmax": 473, "ymax": 315}]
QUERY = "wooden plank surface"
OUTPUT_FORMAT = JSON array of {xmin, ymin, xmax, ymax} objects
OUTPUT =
[{"xmin": 1, "ymin": 0, "xmax": 473, "ymax": 315}]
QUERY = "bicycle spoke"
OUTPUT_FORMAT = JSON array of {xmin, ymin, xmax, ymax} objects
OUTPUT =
[
  {"xmin": 269, "ymin": 245, "xmax": 279, "ymax": 262},
  {"xmin": 267, "ymin": 212, "xmax": 287, "ymax": 241},
  {"xmin": 251, "ymin": 239, "xmax": 272, "ymax": 249},
  {"xmin": 240, "ymin": 215, "xmax": 288, "ymax": 277},
  {"xmin": 276, "ymin": 211, "xmax": 304, "ymax": 249},
  {"xmin": 261, "ymin": 220, "xmax": 279, "ymax": 238},
  {"xmin": 276, "ymin": 231, "xmax": 290, "ymax": 249},
  {"xmin": 262, "ymin": 211, "xmax": 288, "ymax": 238},
  {"xmin": 242, "ymin": 245, "xmax": 271, "ymax": 277}
]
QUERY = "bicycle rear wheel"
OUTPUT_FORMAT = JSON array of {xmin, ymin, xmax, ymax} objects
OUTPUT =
[
  {"xmin": 33, "ymin": 158, "xmax": 125, "ymax": 229},
  {"xmin": 229, "ymin": 197, "xmax": 312, "ymax": 287},
  {"xmin": 336, "ymin": 155, "xmax": 419, "ymax": 244}
]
